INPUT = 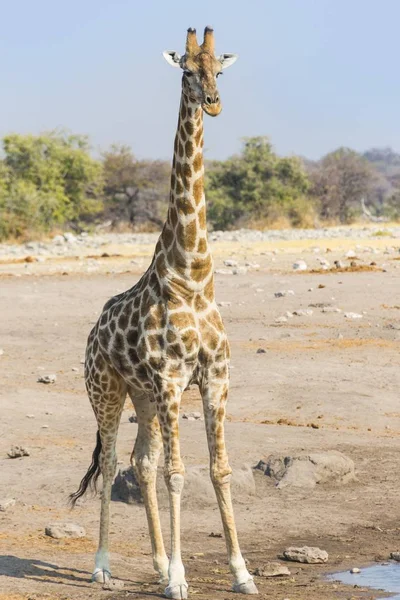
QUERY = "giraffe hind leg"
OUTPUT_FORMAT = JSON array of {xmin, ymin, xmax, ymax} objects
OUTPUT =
[{"xmin": 71, "ymin": 358, "xmax": 127, "ymax": 584}]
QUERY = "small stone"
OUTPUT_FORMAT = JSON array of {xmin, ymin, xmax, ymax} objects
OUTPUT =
[
  {"xmin": 45, "ymin": 522, "xmax": 86, "ymax": 539},
  {"xmin": 344, "ymin": 312, "xmax": 363, "ymax": 319},
  {"xmin": 350, "ymin": 567, "xmax": 361, "ymax": 574},
  {"xmin": 71, "ymin": 367, "xmax": 79, "ymax": 372},
  {"xmin": 0, "ymin": 349, "xmax": 4, "ymax": 356},
  {"xmin": 37, "ymin": 374, "xmax": 57, "ymax": 384},
  {"xmin": 317, "ymin": 258, "xmax": 330, "ymax": 268},
  {"xmin": 215, "ymin": 268, "xmax": 233, "ymax": 275},
  {"xmin": 41, "ymin": 425, "xmax": 49, "ymax": 429},
  {"xmin": 7, "ymin": 446, "xmax": 30, "ymax": 458},
  {"xmin": 285, "ymin": 311, "xmax": 294, "ymax": 318},
  {"xmin": 275, "ymin": 316, "xmax": 288, "ymax": 323},
  {"xmin": 293, "ymin": 309, "xmax": 313, "ymax": 317},
  {"xmin": 218, "ymin": 301, "xmax": 232, "ymax": 307},
  {"xmin": 128, "ymin": 414, "xmax": 138, "ymax": 423},
  {"xmin": 282, "ymin": 546, "xmax": 328, "ymax": 564},
  {"xmin": 233, "ymin": 266, "xmax": 248, "ymax": 275},
  {"xmin": 182, "ymin": 412, "xmax": 202, "ymax": 421},
  {"xmin": 346, "ymin": 250, "xmax": 356, "ymax": 258},
  {"xmin": 102, "ymin": 579, "xmax": 124, "ymax": 591},
  {"xmin": 256, "ymin": 348, "xmax": 266, "ymax": 354},
  {"xmin": 274, "ymin": 290, "xmax": 295, "ymax": 298},
  {"xmin": 26, "ymin": 414, "xmax": 35, "ymax": 418},
  {"xmin": 334, "ymin": 260, "xmax": 344, "ymax": 268},
  {"xmin": 224, "ymin": 259, "xmax": 238, "ymax": 267},
  {"xmin": 254, "ymin": 562, "xmax": 291, "ymax": 578},
  {"xmin": 390, "ymin": 552, "xmax": 400, "ymax": 561},
  {"xmin": 322, "ymin": 307, "xmax": 341, "ymax": 313},
  {"xmin": 0, "ymin": 498, "xmax": 16, "ymax": 511},
  {"xmin": 293, "ymin": 260, "xmax": 307, "ymax": 271}
]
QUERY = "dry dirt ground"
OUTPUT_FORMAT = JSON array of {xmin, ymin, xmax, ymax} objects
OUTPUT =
[{"xmin": 1, "ymin": 231, "xmax": 400, "ymax": 600}]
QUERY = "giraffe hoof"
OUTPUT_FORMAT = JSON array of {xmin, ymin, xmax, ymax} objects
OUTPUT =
[
  {"xmin": 232, "ymin": 578, "xmax": 259, "ymax": 595},
  {"xmin": 165, "ymin": 583, "xmax": 189, "ymax": 599},
  {"xmin": 92, "ymin": 568, "xmax": 111, "ymax": 584}
]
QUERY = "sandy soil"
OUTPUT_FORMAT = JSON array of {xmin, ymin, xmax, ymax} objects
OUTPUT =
[{"xmin": 1, "ymin": 232, "xmax": 400, "ymax": 600}]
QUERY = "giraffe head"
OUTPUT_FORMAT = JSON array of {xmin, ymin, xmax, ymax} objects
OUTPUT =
[{"xmin": 163, "ymin": 27, "xmax": 237, "ymax": 117}]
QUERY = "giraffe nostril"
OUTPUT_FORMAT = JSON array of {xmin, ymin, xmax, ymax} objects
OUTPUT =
[
  {"xmin": 215, "ymin": 95, "xmax": 220, "ymax": 103},
  {"xmin": 205, "ymin": 95, "xmax": 212, "ymax": 105}
]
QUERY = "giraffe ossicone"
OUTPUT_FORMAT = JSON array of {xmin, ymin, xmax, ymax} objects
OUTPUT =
[{"xmin": 70, "ymin": 26, "xmax": 258, "ymax": 598}]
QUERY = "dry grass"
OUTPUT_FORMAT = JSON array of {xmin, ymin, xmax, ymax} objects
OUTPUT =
[
  {"xmin": 241, "ymin": 338, "xmax": 398, "ymax": 352},
  {"xmin": 306, "ymin": 264, "xmax": 383, "ymax": 274}
]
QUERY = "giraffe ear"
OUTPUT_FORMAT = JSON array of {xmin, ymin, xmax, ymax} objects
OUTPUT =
[
  {"xmin": 163, "ymin": 51, "xmax": 182, "ymax": 68},
  {"xmin": 218, "ymin": 53, "xmax": 238, "ymax": 70}
]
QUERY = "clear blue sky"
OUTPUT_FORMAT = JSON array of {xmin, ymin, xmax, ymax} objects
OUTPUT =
[{"xmin": 1, "ymin": 0, "xmax": 399, "ymax": 161}]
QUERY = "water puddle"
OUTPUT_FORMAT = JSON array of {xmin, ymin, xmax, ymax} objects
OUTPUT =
[{"xmin": 329, "ymin": 563, "xmax": 400, "ymax": 599}]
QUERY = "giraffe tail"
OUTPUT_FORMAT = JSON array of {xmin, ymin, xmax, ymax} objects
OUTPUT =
[{"xmin": 69, "ymin": 430, "xmax": 102, "ymax": 507}]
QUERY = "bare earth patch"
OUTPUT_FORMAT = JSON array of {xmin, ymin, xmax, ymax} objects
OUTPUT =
[{"xmin": 1, "ymin": 230, "xmax": 400, "ymax": 599}]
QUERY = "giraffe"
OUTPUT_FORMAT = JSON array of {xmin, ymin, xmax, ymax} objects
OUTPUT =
[{"xmin": 70, "ymin": 26, "xmax": 258, "ymax": 599}]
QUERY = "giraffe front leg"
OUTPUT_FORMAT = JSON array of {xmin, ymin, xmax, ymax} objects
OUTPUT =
[
  {"xmin": 201, "ymin": 378, "xmax": 258, "ymax": 595},
  {"xmin": 155, "ymin": 385, "xmax": 188, "ymax": 600}
]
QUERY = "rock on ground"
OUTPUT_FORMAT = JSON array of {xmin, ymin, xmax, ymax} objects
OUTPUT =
[
  {"xmin": 282, "ymin": 546, "xmax": 328, "ymax": 564},
  {"xmin": 113, "ymin": 464, "xmax": 255, "ymax": 508},
  {"xmin": 254, "ymin": 562, "xmax": 291, "ymax": 577},
  {"xmin": 45, "ymin": 522, "xmax": 86, "ymax": 539},
  {"xmin": 37, "ymin": 374, "xmax": 57, "ymax": 384},
  {"xmin": 7, "ymin": 446, "xmax": 30, "ymax": 458},
  {"xmin": 391, "ymin": 552, "xmax": 400, "ymax": 561},
  {"xmin": 256, "ymin": 451, "xmax": 355, "ymax": 489},
  {"xmin": 0, "ymin": 498, "xmax": 16, "ymax": 511}
]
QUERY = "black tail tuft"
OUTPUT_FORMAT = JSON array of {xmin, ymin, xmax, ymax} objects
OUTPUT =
[{"xmin": 69, "ymin": 430, "xmax": 102, "ymax": 507}]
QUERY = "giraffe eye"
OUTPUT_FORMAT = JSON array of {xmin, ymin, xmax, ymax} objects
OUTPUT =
[
  {"xmin": 216, "ymin": 72, "xmax": 223, "ymax": 78},
  {"xmin": 184, "ymin": 70, "xmax": 193, "ymax": 76}
]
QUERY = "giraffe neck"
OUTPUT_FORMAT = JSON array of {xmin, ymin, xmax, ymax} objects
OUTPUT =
[{"xmin": 157, "ymin": 91, "xmax": 214, "ymax": 292}]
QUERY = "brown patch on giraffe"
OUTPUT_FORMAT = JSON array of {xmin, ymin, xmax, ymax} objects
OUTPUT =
[
  {"xmin": 178, "ymin": 140, "xmax": 184, "ymax": 158},
  {"xmin": 140, "ymin": 289, "xmax": 152, "ymax": 318},
  {"xmin": 190, "ymin": 254, "xmax": 212, "ymax": 282},
  {"xmin": 198, "ymin": 205, "xmax": 207, "ymax": 228},
  {"xmin": 180, "ymin": 102, "xmax": 187, "ymax": 120},
  {"xmin": 155, "ymin": 254, "xmax": 168, "ymax": 279},
  {"xmin": 195, "ymin": 128, "xmax": 202, "ymax": 146},
  {"xmin": 185, "ymin": 140, "xmax": 194, "ymax": 158},
  {"xmin": 176, "ymin": 219, "xmax": 197, "ymax": 252},
  {"xmin": 204, "ymin": 277, "xmax": 215, "ymax": 301},
  {"xmin": 175, "ymin": 161, "xmax": 182, "ymax": 178},
  {"xmin": 193, "ymin": 153, "xmax": 202, "ymax": 172},
  {"xmin": 202, "ymin": 328, "xmax": 219, "ymax": 351},
  {"xmin": 166, "ymin": 330, "xmax": 177, "ymax": 343},
  {"xmin": 167, "ymin": 343, "xmax": 184, "ymax": 359},
  {"xmin": 207, "ymin": 309, "xmax": 224, "ymax": 332},
  {"xmin": 169, "ymin": 311, "xmax": 196, "ymax": 329},
  {"xmin": 175, "ymin": 178, "xmax": 184, "ymax": 195},
  {"xmin": 144, "ymin": 312, "xmax": 160, "ymax": 331},
  {"xmin": 170, "ymin": 173, "xmax": 176, "ymax": 189},
  {"xmin": 181, "ymin": 328, "xmax": 199, "ymax": 353},
  {"xmin": 179, "ymin": 127, "xmax": 187, "ymax": 142},
  {"xmin": 193, "ymin": 178, "xmax": 204, "ymax": 205},
  {"xmin": 167, "ymin": 247, "xmax": 186, "ymax": 270},
  {"xmin": 197, "ymin": 237, "xmax": 208, "ymax": 253},
  {"xmin": 194, "ymin": 294, "xmax": 208, "ymax": 311},
  {"xmin": 169, "ymin": 207, "xmax": 178, "ymax": 228},
  {"xmin": 185, "ymin": 121, "xmax": 194, "ymax": 135},
  {"xmin": 176, "ymin": 196, "xmax": 196, "ymax": 216},
  {"xmin": 182, "ymin": 163, "xmax": 192, "ymax": 190},
  {"xmin": 162, "ymin": 225, "xmax": 174, "ymax": 249}
]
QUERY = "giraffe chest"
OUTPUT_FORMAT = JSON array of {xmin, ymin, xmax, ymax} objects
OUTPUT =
[{"xmin": 96, "ymin": 295, "xmax": 229, "ymax": 390}]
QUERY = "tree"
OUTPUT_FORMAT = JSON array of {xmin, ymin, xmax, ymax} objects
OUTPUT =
[
  {"xmin": 310, "ymin": 148, "xmax": 376, "ymax": 222},
  {"xmin": 102, "ymin": 145, "xmax": 169, "ymax": 228},
  {"xmin": 0, "ymin": 131, "xmax": 103, "ymax": 239},
  {"xmin": 206, "ymin": 136, "xmax": 312, "ymax": 229}
]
